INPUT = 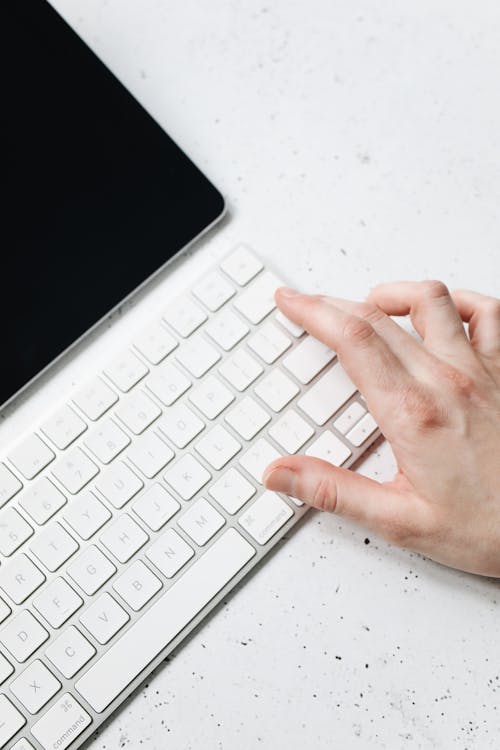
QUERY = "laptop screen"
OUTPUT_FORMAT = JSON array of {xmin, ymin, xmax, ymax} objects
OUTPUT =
[{"xmin": 1, "ymin": 1, "xmax": 224, "ymax": 408}]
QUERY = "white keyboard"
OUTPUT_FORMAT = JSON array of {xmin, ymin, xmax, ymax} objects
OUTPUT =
[{"xmin": 0, "ymin": 246, "xmax": 380, "ymax": 749}]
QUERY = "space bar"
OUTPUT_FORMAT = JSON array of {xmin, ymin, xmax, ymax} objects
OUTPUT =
[{"xmin": 75, "ymin": 529, "xmax": 255, "ymax": 712}]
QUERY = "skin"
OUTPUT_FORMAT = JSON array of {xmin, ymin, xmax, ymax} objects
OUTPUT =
[{"xmin": 262, "ymin": 281, "xmax": 500, "ymax": 577}]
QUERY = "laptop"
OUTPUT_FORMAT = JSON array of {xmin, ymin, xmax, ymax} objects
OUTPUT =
[{"xmin": 0, "ymin": 3, "xmax": 380, "ymax": 748}]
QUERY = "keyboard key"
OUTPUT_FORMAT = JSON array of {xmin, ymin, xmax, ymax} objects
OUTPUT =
[
  {"xmin": 282, "ymin": 335, "xmax": 335, "ymax": 384},
  {"xmin": 126, "ymin": 431, "xmax": 175, "ymax": 478},
  {"xmin": 75, "ymin": 529, "xmax": 255, "ymax": 713},
  {"xmin": 8, "ymin": 434, "xmax": 55, "ymax": 480},
  {"xmin": 100, "ymin": 514, "xmax": 149, "ymax": 563},
  {"xmin": 157, "ymin": 403, "xmax": 204, "ymax": 449},
  {"xmin": 195, "ymin": 425, "xmax": 241, "ymax": 470},
  {"xmin": 146, "ymin": 528, "xmax": 194, "ymax": 579},
  {"xmin": 10, "ymin": 659, "xmax": 61, "ymax": 714},
  {"xmin": 225, "ymin": 396, "xmax": 270, "ymax": 440},
  {"xmin": 95, "ymin": 462, "xmax": 143, "ymax": 508},
  {"xmin": 146, "ymin": 362, "xmax": 191, "ymax": 405},
  {"xmin": 0, "ymin": 507, "xmax": 33, "ymax": 556},
  {"xmin": 247, "ymin": 321, "xmax": 291, "ymax": 364},
  {"xmin": 132, "ymin": 484, "xmax": 180, "ymax": 531},
  {"xmin": 0, "ymin": 650, "xmax": 14, "ymax": 684},
  {"xmin": 63, "ymin": 490, "xmax": 111, "ymax": 541},
  {"xmin": 114, "ymin": 390, "xmax": 161, "ymax": 435},
  {"xmin": 73, "ymin": 376, "xmax": 118, "ymax": 421},
  {"xmin": 113, "ymin": 560, "xmax": 162, "ymax": 611},
  {"xmin": 239, "ymin": 490, "xmax": 293, "ymax": 545},
  {"xmin": 0, "ymin": 609, "xmax": 48, "ymax": 662},
  {"xmin": 164, "ymin": 455, "xmax": 211, "ymax": 501},
  {"xmin": 297, "ymin": 362, "xmax": 357, "ymax": 426},
  {"xmin": 305, "ymin": 430, "xmax": 352, "ymax": 466},
  {"xmin": 40, "ymin": 405, "xmax": 87, "ymax": 450},
  {"xmin": 220, "ymin": 245, "xmax": 263, "ymax": 285},
  {"xmin": 177, "ymin": 497, "xmax": 225, "ymax": 546},
  {"xmin": 31, "ymin": 693, "xmax": 91, "ymax": 750},
  {"xmin": 188, "ymin": 375, "xmax": 234, "ymax": 419},
  {"xmin": 103, "ymin": 350, "xmax": 149, "ymax": 392},
  {"xmin": 175, "ymin": 335, "xmax": 221, "ymax": 377},
  {"xmin": 239, "ymin": 438, "xmax": 281, "ymax": 484},
  {"xmin": 205, "ymin": 308, "xmax": 249, "ymax": 351},
  {"xmin": 192, "ymin": 271, "xmax": 235, "ymax": 311},
  {"xmin": 0, "ymin": 462, "xmax": 22, "ymax": 508},
  {"xmin": 0, "ymin": 554, "xmax": 45, "ymax": 604},
  {"xmin": 254, "ymin": 369, "xmax": 299, "ymax": 412},
  {"xmin": 19, "ymin": 477, "xmax": 66, "ymax": 526},
  {"xmin": 45, "ymin": 626, "xmax": 96, "ymax": 679},
  {"xmin": 51, "ymin": 447, "xmax": 99, "ymax": 495},
  {"xmin": 0, "ymin": 695, "xmax": 26, "ymax": 746},
  {"xmin": 233, "ymin": 270, "xmax": 280, "ymax": 324},
  {"xmin": 84, "ymin": 419, "xmax": 130, "ymax": 464},
  {"xmin": 208, "ymin": 467, "xmax": 256, "ymax": 514},
  {"xmin": 0, "ymin": 597, "xmax": 11, "ymax": 625},
  {"xmin": 67, "ymin": 546, "xmax": 116, "ymax": 596},
  {"xmin": 333, "ymin": 401, "xmax": 367, "ymax": 435},
  {"xmin": 33, "ymin": 577, "xmax": 82, "ymax": 628},
  {"xmin": 79, "ymin": 592, "xmax": 129, "ymax": 644},
  {"xmin": 218, "ymin": 349, "xmax": 263, "ymax": 391},
  {"xmin": 275, "ymin": 310, "xmax": 305, "ymax": 337},
  {"xmin": 133, "ymin": 321, "xmax": 177, "ymax": 364},
  {"xmin": 10, "ymin": 737, "xmax": 35, "ymax": 750},
  {"xmin": 29, "ymin": 523, "xmax": 79, "ymax": 572},
  {"xmin": 163, "ymin": 295, "xmax": 207, "ymax": 337},
  {"xmin": 268, "ymin": 409, "xmax": 315, "ymax": 453},
  {"xmin": 346, "ymin": 412, "xmax": 378, "ymax": 447}
]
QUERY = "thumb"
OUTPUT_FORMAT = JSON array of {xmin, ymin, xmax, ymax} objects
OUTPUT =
[{"xmin": 262, "ymin": 455, "xmax": 425, "ymax": 546}]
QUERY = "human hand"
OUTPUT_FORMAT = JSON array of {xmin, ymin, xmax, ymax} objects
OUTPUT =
[{"xmin": 262, "ymin": 282, "xmax": 500, "ymax": 577}]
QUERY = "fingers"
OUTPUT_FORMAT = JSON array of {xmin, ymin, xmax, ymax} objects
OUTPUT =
[{"xmin": 450, "ymin": 289, "xmax": 500, "ymax": 358}]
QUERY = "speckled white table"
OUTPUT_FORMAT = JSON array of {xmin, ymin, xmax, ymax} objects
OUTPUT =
[{"xmin": 12, "ymin": 1, "xmax": 500, "ymax": 747}]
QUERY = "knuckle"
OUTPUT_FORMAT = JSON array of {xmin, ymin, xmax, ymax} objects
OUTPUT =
[
  {"xmin": 341, "ymin": 314, "xmax": 375, "ymax": 345},
  {"xmin": 312, "ymin": 475, "xmax": 337, "ymax": 513},
  {"xmin": 351, "ymin": 302, "xmax": 386, "ymax": 325},
  {"xmin": 421, "ymin": 279, "xmax": 450, "ymax": 301},
  {"xmin": 398, "ymin": 383, "xmax": 447, "ymax": 429},
  {"xmin": 436, "ymin": 362, "xmax": 476, "ymax": 398}
]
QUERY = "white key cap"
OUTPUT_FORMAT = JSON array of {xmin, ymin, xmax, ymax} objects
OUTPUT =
[
  {"xmin": 254, "ymin": 369, "xmax": 300, "ymax": 412},
  {"xmin": 114, "ymin": 390, "xmax": 161, "ymax": 435},
  {"xmin": 209, "ymin": 467, "xmax": 256, "ymax": 514},
  {"xmin": 346, "ymin": 412, "xmax": 378, "ymax": 447},
  {"xmin": 103, "ymin": 350, "xmax": 149, "ymax": 392},
  {"xmin": 220, "ymin": 245, "xmax": 263, "ymax": 285},
  {"xmin": 51, "ymin": 448, "xmax": 99, "ymax": 495},
  {"xmin": 247, "ymin": 322, "xmax": 291, "ymax": 364},
  {"xmin": 133, "ymin": 321, "xmax": 177, "ymax": 365},
  {"xmin": 177, "ymin": 497, "xmax": 225, "ymax": 546},
  {"xmin": 163, "ymin": 455, "xmax": 211, "ymax": 501},
  {"xmin": 113, "ymin": 560, "xmax": 162, "ymax": 611},
  {"xmin": 8, "ymin": 434, "xmax": 55, "ymax": 480},
  {"xmin": 19, "ymin": 477, "xmax": 66, "ymax": 526},
  {"xmin": 0, "ymin": 554, "xmax": 45, "ymax": 604},
  {"xmin": 225, "ymin": 396, "xmax": 270, "ymax": 440},
  {"xmin": 100, "ymin": 514, "xmax": 149, "ymax": 563},
  {"xmin": 188, "ymin": 375, "xmax": 234, "ymax": 419},
  {"xmin": 0, "ymin": 609, "xmax": 48, "ymax": 662},
  {"xmin": 146, "ymin": 362, "xmax": 191, "ymax": 405},
  {"xmin": 31, "ymin": 693, "xmax": 91, "ymax": 750},
  {"xmin": 76, "ymin": 529, "xmax": 255, "ymax": 713},
  {"xmin": 45, "ymin": 626, "xmax": 96, "ymax": 679},
  {"xmin": 306, "ymin": 430, "xmax": 352, "ymax": 466},
  {"xmin": 297, "ymin": 362, "xmax": 357, "ymax": 426},
  {"xmin": 63, "ymin": 491, "xmax": 111, "ymax": 541},
  {"xmin": 0, "ymin": 651, "xmax": 13, "ymax": 684},
  {"xmin": 10, "ymin": 659, "xmax": 61, "ymax": 714},
  {"xmin": 0, "ymin": 695, "xmax": 26, "ymax": 746},
  {"xmin": 30, "ymin": 523, "xmax": 79, "ymax": 572},
  {"xmin": 79, "ymin": 592, "xmax": 129, "ymax": 644},
  {"xmin": 0, "ymin": 597, "xmax": 11, "ymax": 624},
  {"xmin": 333, "ymin": 402, "xmax": 367, "ymax": 435},
  {"xmin": 195, "ymin": 425, "xmax": 241, "ymax": 470},
  {"xmin": 275, "ymin": 310, "xmax": 305, "ymax": 337},
  {"xmin": 0, "ymin": 463, "xmax": 22, "ymax": 508},
  {"xmin": 163, "ymin": 295, "xmax": 207, "ymax": 337},
  {"xmin": 239, "ymin": 438, "xmax": 281, "ymax": 483},
  {"xmin": 283, "ymin": 335, "xmax": 335, "ymax": 384},
  {"xmin": 40, "ymin": 405, "xmax": 87, "ymax": 450},
  {"xmin": 288, "ymin": 495, "xmax": 305, "ymax": 507},
  {"xmin": 175, "ymin": 335, "xmax": 221, "ymax": 377},
  {"xmin": 205, "ymin": 308, "xmax": 249, "ymax": 351},
  {"xmin": 268, "ymin": 409, "xmax": 315, "ymax": 453},
  {"xmin": 0, "ymin": 507, "xmax": 33, "ymax": 556},
  {"xmin": 233, "ymin": 270, "xmax": 280, "ymax": 324},
  {"xmin": 218, "ymin": 349, "xmax": 263, "ymax": 391},
  {"xmin": 127, "ymin": 431, "xmax": 174, "ymax": 478},
  {"xmin": 95, "ymin": 462, "xmax": 143, "ymax": 508},
  {"xmin": 73, "ymin": 376, "xmax": 118, "ymax": 421},
  {"xmin": 10, "ymin": 737, "xmax": 35, "ymax": 750},
  {"xmin": 192, "ymin": 271, "xmax": 235, "ymax": 311},
  {"xmin": 157, "ymin": 403, "xmax": 204, "ymax": 449},
  {"xmin": 146, "ymin": 528, "xmax": 194, "ymax": 579},
  {"xmin": 132, "ymin": 484, "xmax": 180, "ymax": 531},
  {"xmin": 67, "ymin": 546, "xmax": 116, "ymax": 596},
  {"xmin": 239, "ymin": 490, "xmax": 293, "ymax": 545},
  {"xmin": 33, "ymin": 577, "xmax": 82, "ymax": 628},
  {"xmin": 83, "ymin": 419, "xmax": 130, "ymax": 464}
]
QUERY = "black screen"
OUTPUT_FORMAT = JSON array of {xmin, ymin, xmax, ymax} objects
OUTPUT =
[{"xmin": 1, "ymin": 1, "xmax": 225, "ymax": 407}]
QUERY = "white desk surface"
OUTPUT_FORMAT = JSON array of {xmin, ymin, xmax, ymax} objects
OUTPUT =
[{"xmin": 7, "ymin": 1, "xmax": 500, "ymax": 747}]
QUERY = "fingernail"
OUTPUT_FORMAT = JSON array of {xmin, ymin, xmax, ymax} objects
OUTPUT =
[
  {"xmin": 277, "ymin": 286, "xmax": 300, "ymax": 298},
  {"xmin": 262, "ymin": 466, "xmax": 296, "ymax": 494}
]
